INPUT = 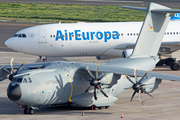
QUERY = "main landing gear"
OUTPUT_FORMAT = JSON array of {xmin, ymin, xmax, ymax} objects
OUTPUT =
[
  {"xmin": 156, "ymin": 58, "xmax": 180, "ymax": 71},
  {"xmin": 92, "ymin": 105, "xmax": 110, "ymax": 110},
  {"xmin": 24, "ymin": 107, "xmax": 35, "ymax": 114}
]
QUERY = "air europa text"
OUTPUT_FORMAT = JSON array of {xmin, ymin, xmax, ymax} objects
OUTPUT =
[{"xmin": 55, "ymin": 30, "xmax": 119, "ymax": 42}]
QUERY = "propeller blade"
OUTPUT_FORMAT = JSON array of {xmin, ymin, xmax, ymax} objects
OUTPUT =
[
  {"xmin": 2, "ymin": 65, "xmax": 11, "ymax": 74},
  {"xmin": 85, "ymin": 86, "xmax": 91, "ymax": 93},
  {"xmin": 14, "ymin": 62, "xmax": 25, "ymax": 75},
  {"xmin": 126, "ymin": 75, "xmax": 135, "ymax": 84},
  {"xmin": 99, "ymin": 90, "xmax": 108, "ymax": 98},
  {"xmin": 139, "ymin": 71, "xmax": 149, "ymax": 83},
  {"xmin": 98, "ymin": 73, "xmax": 106, "ymax": 81},
  {"xmin": 96, "ymin": 64, "xmax": 100, "ymax": 79},
  {"xmin": 130, "ymin": 90, "xmax": 138, "ymax": 101},
  {"xmin": 139, "ymin": 89, "xmax": 144, "ymax": 104},
  {"xmin": 94, "ymin": 87, "xmax": 97, "ymax": 100},
  {"xmin": 134, "ymin": 68, "xmax": 137, "ymax": 83},
  {"xmin": 10, "ymin": 58, "xmax": 14, "ymax": 74},
  {"xmin": 140, "ymin": 88, "xmax": 154, "ymax": 98},
  {"xmin": 87, "ymin": 66, "xmax": 95, "ymax": 79}
]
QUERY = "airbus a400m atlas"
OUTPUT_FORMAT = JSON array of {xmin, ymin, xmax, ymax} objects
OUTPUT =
[{"xmin": 1, "ymin": 3, "xmax": 180, "ymax": 114}]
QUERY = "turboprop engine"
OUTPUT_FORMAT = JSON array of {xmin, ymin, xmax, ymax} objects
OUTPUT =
[
  {"xmin": 126, "ymin": 69, "xmax": 162, "ymax": 105},
  {"xmin": 140, "ymin": 77, "xmax": 162, "ymax": 93}
]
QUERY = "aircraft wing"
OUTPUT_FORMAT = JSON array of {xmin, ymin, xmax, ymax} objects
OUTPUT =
[
  {"xmin": 1, "ymin": 62, "xmax": 50, "ymax": 70},
  {"xmin": 0, "ymin": 62, "xmax": 52, "ymax": 81},
  {"xmin": 113, "ymin": 42, "xmax": 180, "ymax": 50},
  {"xmin": 87, "ymin": 65, "xmax": 180, "ymax": 81}
]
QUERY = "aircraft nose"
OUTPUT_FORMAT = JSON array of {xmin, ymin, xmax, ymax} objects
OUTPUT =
[
  {"xmin": 7, "ymin": 84, "xmax": 21, "ymax": 101},
  {"xmin": 5, "ymin": 38, "xmax": 13, "ymax": 48}
]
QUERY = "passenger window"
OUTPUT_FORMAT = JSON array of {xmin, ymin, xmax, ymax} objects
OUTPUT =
[
  {"xmin": 164, "ymin": 33, "xmax": 166, "ymax": 35},
  {"xmin": 23, "ymin": 78, "xmax": 27, "ymax": 83},
  {"xmin": 127, "ymin": 33, "xmax": 129, "ymax": 36},
  {"xmin": 173, "ymin": 32, "xmax": 175, "ymax": 34},
  {"xmin": 50, "ymin": 35, "xmax": 52, "ymax": 37},
  {"xmin": 170, "ymin": 32, "xmax": 172, "ymax": 35},
  {"xmin": 167, "ymin": 32, "xmax": 169, "ymax": 35},
  {"xmin": 176, "ymin": 32, "xmax": 178, "ymax": 34},
  {"xmin": 137, "ymin": 33, "xmax": 138, "ymax": 35},
  {"xmin": 121, "ymin": 34, "xmax": 123, "ymax": 36}
]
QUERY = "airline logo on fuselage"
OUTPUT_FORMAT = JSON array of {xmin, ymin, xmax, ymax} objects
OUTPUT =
[{"xmin": 55, "ymin": 30, "xmax": 119, "ymax": 42}]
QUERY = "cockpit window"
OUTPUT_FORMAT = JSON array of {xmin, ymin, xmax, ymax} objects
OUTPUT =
[
  {"xmin": 11, "ymin": 77, "xmax": 22, "ymax": 84},
  {"xmin": 13, "ymin": 34, "xmax": 18, "ymax": 37},
  {"xmin": 18, "ymin": 34, "xmax": 22, "ymax": 37},
  {"xmin": 17, "ymin": 78, "xmax": 22, "ymax": 83},
  {"xmin": 23, "ymin": 78, "xmax": 27, "ymax": 83},
  {"xmin": 13, "ymin": 34, "xmax": 26, "ymax": 38},
  {"xmin": 27, "ymin": 78, "xmax": 32, "ymax": 83},
  {"xmin": 22, "ymin": 34, "xmax": 26, "ymax": 38}
]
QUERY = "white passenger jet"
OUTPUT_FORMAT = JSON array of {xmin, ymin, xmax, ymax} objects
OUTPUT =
[{"xmin": 5, "ymin": 13, "xmax": 180, "ymax": 70}]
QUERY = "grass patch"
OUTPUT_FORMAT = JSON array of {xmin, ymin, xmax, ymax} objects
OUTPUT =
[{"xmin": 0, "ymin": 2, "xmax": 175, "ymax": 23}]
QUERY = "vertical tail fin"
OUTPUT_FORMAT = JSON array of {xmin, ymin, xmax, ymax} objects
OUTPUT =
[{"xmin": 122, "ymin": 3, "xmax": 180, "ymax": 58}]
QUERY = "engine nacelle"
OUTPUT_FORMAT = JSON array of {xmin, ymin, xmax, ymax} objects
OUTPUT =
[
  {"xmin": 122, "ymin": 49, "xmax": 133, "ymax": 58},
  {"xmin": 141, "ymin": 77, "xmax": 162, "ymax": 93}
]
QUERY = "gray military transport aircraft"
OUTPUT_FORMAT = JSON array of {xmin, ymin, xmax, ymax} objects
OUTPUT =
[{"xmin": 1, "ymin": 2, "xmax": 180, "ymax": 114}]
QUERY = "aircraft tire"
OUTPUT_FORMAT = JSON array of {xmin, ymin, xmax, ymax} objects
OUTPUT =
[
  {"xmin": 165, "ymin": 58, "xmax": 176, "ymax": 66},
  {"xmin": 29, "ymin": 108, "xmax": 34, "ymax": 114},
  {"xmin": 170, "ymin": 63, "xmax": 180, "ymax": 71},
  {"xmin": 156, "ymin": 60, "xmax": 164, "ymax": 66},
  {"xmin": 105, "ymin": 106, "xmax": 109, "ymax": 109},
  {"xmin": 24, "ymin": 108, "xmax": 29, "ymax": 114}
]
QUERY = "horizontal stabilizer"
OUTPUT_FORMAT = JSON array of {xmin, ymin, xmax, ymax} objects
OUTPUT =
[
  {"xmin": 121, "ymin": 6, "xmax": 147, "ymax": 12},
  {"xmin": 121, "ymin": 5, "xmax": 180, "ymax": 13}
]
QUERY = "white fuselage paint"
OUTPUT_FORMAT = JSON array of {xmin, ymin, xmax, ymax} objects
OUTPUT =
[{"xmin": 5, "ymin": 21, "xmax": 180, "ymax": 57}]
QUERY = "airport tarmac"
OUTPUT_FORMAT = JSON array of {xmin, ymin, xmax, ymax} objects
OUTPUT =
[{"xmin": 0, "ymin": 51, "xmax": 180, "ymax": 120}]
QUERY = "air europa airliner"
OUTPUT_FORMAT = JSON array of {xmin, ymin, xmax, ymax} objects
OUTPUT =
[{"xmin": 5, "ymin": 13, "xmax": 180, "ymax": 70}]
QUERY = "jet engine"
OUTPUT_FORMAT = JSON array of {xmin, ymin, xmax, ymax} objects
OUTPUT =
[{"xmin": 122, "ymin": 49, "xmax": 133, "ymax": 58}]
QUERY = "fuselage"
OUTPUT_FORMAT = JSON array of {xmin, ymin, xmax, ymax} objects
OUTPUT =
[
  {"xmin": 5, "ymin": 21, "xmax": 180, "ymax": 57},
  {"xmin": 7, "ymin": 57, "xmax": 158, "ymax": 107}
]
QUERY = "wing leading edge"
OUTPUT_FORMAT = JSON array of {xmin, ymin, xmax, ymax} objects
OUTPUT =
[{"xmin": 87, "ymin": 65, "xmax": 180, "ymax": 81}]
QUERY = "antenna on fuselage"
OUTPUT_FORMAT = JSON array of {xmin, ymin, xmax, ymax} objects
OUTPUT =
[{"xmin": 59, "ymin": 21, "xmax": 61, "ymax": 24}]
